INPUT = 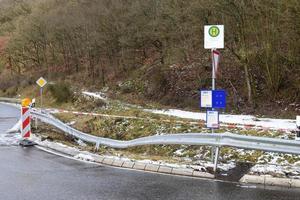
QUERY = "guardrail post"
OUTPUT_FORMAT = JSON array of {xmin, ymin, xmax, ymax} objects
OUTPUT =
[
  {"xmin": 211, "ymin": 146, "xmax": 215, "ymax": 162},
  {"xmin": 213, "ymin": 147, "xmax": 219, "ymax": 173},
  {"xmin": 95, "ymin": 142, "xmax": 100, "ymax": 151},
  {"xmin": 34, "ymin": 117, "xmax": 38, "ymax": 129}
]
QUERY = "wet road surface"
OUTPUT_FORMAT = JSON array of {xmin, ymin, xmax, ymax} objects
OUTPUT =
[{"xmin": 1, "ymin": 102, "xmax": 300, "ymax": 200}]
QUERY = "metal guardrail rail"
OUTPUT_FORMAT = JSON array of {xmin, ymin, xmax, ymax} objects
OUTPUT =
[
  {"xmin": 30, "ymin": 110, "xmax": 300, "ymax": 155},
  {"xmin": 0, "ymin": 97, "xmax": 20, "ymax": 103}
]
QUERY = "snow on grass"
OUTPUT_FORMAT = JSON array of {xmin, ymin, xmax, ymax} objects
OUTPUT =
[
  {"xmin": 250, "ymin": 164, "xmax": 300, "ymax": 178},
  {"xmin": 76, "ymin": 139, "xmax": 87, "ymax": 147},
  {"xmin": 174, "ymin": 149, "xmax": 185, "ymax": 156},
  {"xmin": 82, "ymin": 91, "xmax": 107, "ymax": 101},
  {"xmin": 74, "ymin": 153, "xmax": 95, "ymax": 162},
  {"xmin": 193, "ymin": 160, "xmax": 236, "ymax": 172},
  {"xmin": 66, "ymin": 121, "xmax": 76, "ymax": 126},
  {"xmin": 144, "ymin": 108, "xmax": 296, "ymax": 131}
]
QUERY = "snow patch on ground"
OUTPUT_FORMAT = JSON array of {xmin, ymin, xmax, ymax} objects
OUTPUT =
[
  {"xmin": 82, "ymin": 91, "xmax": 107, "ymax": 101},
  {"xmin": 174, "ymin": 149, "xmax": 185, "ymax": 156},
  {"xmin": 76, "ymin": 139, "xmax": 87, "ymax": 147},
  {"xmin": 194, "ymin": 160, "xmax": 236, "ymax": 172},
  {"xmin": 74, "ymin": 153, "xmax": 95, "ymax": 162},
  {"xmin": 144, "ymin": 109, "xmax": 296, "ymax": 131},
  {"xmin": 250, "ymin": 164, "xmax": 300, "ymax": 178},
  {"xmin": 66, "ymin": 121, "xmax": 76, "ymax": 126}
]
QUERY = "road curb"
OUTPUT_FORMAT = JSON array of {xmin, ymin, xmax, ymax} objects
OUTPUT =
[
  {"xmin": 239, "ymin": 174, "xmax": 300, "ymax": 188},
  {"xmin": 36, "ymin": 140, "xmax": 214, "ymax": 180},
  {"xmin": 35, "ymin": 139, "xmax": 300, "ymax": 186},
  {"xmin": 23, "ymin": 134, "xmax": 300, "ymax": 185}
]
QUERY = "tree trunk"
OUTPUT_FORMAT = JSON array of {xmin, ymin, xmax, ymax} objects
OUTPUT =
[{"xmin": 243, "ymin": 62, "xmax": 252, "ymax": 104}]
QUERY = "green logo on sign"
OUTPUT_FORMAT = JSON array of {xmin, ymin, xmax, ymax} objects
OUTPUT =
[{"xmin": 209, "ymin": 26, "xmax": 220, "ymax": 37}]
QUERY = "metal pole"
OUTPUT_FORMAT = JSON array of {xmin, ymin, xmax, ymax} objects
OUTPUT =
[
  {"xmin": 211, "ymin": 48, "xmax": 216, "ymax": 162},
  {"xmin": 213, "ymin": 146, "xmax": 219, "ymax": 173},
  {"xmin": 40, "ymin": 87, "xmax": 43, "ymax": 108},
  {"xmin": 212, "ymin": 48, "xmax": 216, "ymax": 91},
  {"xmin": 211, "ymin": 49, "xmax": 220, "ymax": 172}
]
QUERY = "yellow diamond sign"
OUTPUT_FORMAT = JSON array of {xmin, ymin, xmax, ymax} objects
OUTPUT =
[{"xmin": 36, "ymin": 77, "xmax": 47, "ymax": 88}]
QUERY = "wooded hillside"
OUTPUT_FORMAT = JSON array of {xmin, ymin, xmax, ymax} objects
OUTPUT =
[{"xmin": 0, "ymin": 0, "xmax": 299, "ymax": 116}]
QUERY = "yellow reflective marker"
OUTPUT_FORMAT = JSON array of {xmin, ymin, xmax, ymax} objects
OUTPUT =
[
  {"xmin": 36, "ymin": 77, "xmax": 47, "ymax": 88},
  {"xmin": 21, "ymin": 98, "xmax": 31, "ymax": 107}
]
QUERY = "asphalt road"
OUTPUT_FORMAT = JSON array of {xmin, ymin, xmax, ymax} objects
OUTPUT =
[{"xmin": 1, "ymin": 103, "xmax": 300, "ymax": 200}]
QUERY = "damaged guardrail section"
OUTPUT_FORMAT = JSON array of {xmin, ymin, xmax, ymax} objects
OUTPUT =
[{"xmin": 30, "ymin": 110, "xmax": 300, "ymax": 155}]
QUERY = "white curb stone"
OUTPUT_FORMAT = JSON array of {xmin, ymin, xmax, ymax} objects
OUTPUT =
[
  {"xmin": 92, "ymin": 155, "xmax": 105, "ymax": 163},
  {"xmin": 240, "ymin": 174, "xmax": 265, "ymax": 184},
  {"xmin": 265, "ymin": 177, "xmax": 292, "ymax": 187},
  {"xmin": 112, "ymin": 159, "xmax": 124, "ymax": 167},
  {"xmin": 193, "ymin": 171, "xmax": 214, "ymax": 179},
  {"xmin": 102, "ymin": 158, "xmax": 114, "ymax": 165},
  {"xmin": 172, "ymin": 168, "xmax": 193, "ymax": 176},
  {"xmin": 133, "ymin": 162, "xmax": 147, "ymax": 170},
  {"xmin": 291, "ymin": 179, "xmax": 300, "ymax": 188},
  {"xmin": 145, "ymin": 164, "xmax": 160, "ymax": 172},
  {"xmin": 239, "ymin": 174, "xmax": 300, "ymax": 188},
  {"xmin": 122, "ymin": 161, "xmax": 135, "ymax": 168},
  {"xmin": 158, "ymin": 166, "xmax": 173, "ymax": 174}
]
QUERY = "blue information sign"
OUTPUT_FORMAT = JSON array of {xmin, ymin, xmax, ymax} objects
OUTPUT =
[{"xmin": 212, "ymin": 90, "xmax": 226, "ymax": 108}]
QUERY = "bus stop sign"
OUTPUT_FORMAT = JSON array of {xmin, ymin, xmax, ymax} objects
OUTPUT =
[{"xmin": 200, "ymin": 90, "xmax": 226, "ymax": 109}]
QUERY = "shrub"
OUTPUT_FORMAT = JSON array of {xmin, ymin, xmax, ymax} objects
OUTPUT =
[{"xmin": 48, "ymin": 82, "xmax": 73, "ymax": 103}]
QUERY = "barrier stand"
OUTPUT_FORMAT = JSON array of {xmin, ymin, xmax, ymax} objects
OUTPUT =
[{"xmin": 19, "ymin": 98, "xmax": 37, "ymax": 147}]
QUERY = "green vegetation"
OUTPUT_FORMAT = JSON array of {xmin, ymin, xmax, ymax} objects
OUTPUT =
[{"xmin": 48, "ymin": 82, "xmax": 73, "ymax": 103}]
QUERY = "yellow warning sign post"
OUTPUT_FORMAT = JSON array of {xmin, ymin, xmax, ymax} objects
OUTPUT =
[
  {"xmin": 36, "ymin": 77, "xmax": 47, "ymax": 88},
  {"xmin": 36, "ymin": 77, "xmax": 47, "ymax": 108}
]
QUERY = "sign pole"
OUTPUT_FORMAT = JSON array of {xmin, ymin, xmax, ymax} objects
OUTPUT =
[
  {"xmin": 211, "ymin": 48, "xmax": 216, "ymax": 162},
  {"xmin": 204, "ymin": 25, "xmax": 224, "ymax": 173},
  {"xmin": 36, "ymin": 76, "xmax": 47, "ymax": 108},
  {"xmin": 40, "ymin": 87, "xmax": 43, "ymax": 108},
  {"xmin": 35, "ymin": 77, "xmax": 47, "ymax": 129},
  {"xmin": 211, "ymin": 48, "xmax": 220, "ymax": 173},
  {"xmin": 212, "ymin": 48, "xmax": 216, "ymax": 91}
]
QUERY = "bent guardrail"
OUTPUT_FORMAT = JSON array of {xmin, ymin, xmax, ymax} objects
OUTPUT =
[
  {"xmin": 30, "ymin": 110, "xmax": 300, "ymax": 155},
  {"xmin": 2, "ymin": 101, "xmax": 300, "ymax": 173}
]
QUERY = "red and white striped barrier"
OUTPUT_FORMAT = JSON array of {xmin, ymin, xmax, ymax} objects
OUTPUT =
[{"xmin": 21, "ymin": 107, "xmax": 31, "ymax": 138}]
